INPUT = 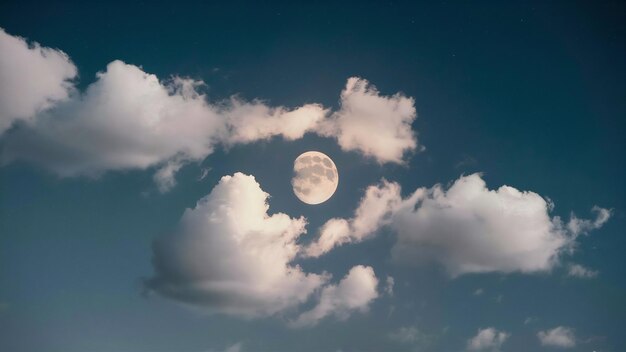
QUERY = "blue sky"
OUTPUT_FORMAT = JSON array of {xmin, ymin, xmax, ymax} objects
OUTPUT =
[{"xmin": 0, "ymin": 1, "xmax": 624, "ymax": 351}]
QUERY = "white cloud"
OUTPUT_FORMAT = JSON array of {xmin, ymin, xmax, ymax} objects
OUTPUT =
[
  {"xmin": 384, "ymin": 276, "xmax": 395, "ymax": 296},
  {"xmin": 524, "ymin": 317, "xmax": 537, "ymax": 325},
  {"xmin": 304, "ymin": 179, "xmax": 401, "ymax": 257},
  {"xmin": 537, "ymin": 326, "xmax": 576, "ymax": 348},
  {"xmin": 2, "ymin": 60, "xmax": 225, "ymax": 191},
  {"xmin": 308, "ymin": 173, "xmax": 611, "ymax": 277},
  {"xmin": 0, "ymin": 28, "xmax": 77, "ymax": 134},
  {"xmin": 145, "ymin": 173, "xmax": 328, "ymax": 318},
  {"xmin": 567, "ymin": 263, "xmax": 598, "ymax": 278},
  {"xmin": 290, "ymin": 265, "xmax": 379, "ymax": 328},
  {"xmin": 392, "ymin": 174, "xmax": 573, "ymax": 276},
  {"xmin": 224, "ymin": 100, "xmax": 327, "ymax": 144},
  {"xmin": 0, "ymin": 29, "xmax": 420, "ymax": 190},
  {"xmin": 567, "ymin": 206, "xmax": 612, "ymax": 236},
  {"xmin": 319, "ymin": 77, "xmax": 420, "ymax": 163},
  {"xmin": 467, "ymin": 327, "xmax": 510, "ymax": 351},
  {"xmin": 391, "ymin": 174, "xmax": 610, "ymax": 276}
]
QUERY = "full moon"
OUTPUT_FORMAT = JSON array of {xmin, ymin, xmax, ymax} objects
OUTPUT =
[{"xmin": 292, "ymin": 151, "xmax": 339, "ymax": 205}]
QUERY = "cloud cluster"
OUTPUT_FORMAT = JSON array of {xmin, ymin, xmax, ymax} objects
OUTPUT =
[
  {"xmin": 537, "ymin": 326, "xmax": 576, "ymax": 348},
  {"xmin": 0, "ymin": 28, "xmax": 77, "ymax": 134},
  {"xmin": 145, "ymin": 173, "xmax": 379, "ymax": 320},
  {"xmin": 308, "ymin": 173, "xmax": 611, "ymax": 277},
  {"xmin": 467, "ymin": 328, "xmax": 510, "ymax": 351},
  {"xmin": 0, "ymin": 28, "xmax": 420, "ymax": 191}
]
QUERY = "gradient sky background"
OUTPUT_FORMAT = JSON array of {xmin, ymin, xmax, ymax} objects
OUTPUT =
[{"xmin": 0, "ymin": 1, "xmax": 624, "ymax": 351}]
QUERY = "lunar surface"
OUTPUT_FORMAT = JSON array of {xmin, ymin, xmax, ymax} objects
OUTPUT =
[{"xmin": 292, "ymin": 151, "xmax": 339, "ymax": 205}]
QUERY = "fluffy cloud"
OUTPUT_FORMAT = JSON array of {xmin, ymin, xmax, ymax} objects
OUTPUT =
[
  {"xmin": 304, "ymin": 180, "xmax": 401, "ymax": 257},
  {"xmin": 467, "ymin": 328, "xmax": 510, "ymax": 351},
  {"xmin": 289, "ymin": 265, "xmax": 379, "ymax": 328},
  {"xmin": 567, "ymin": 263, "xmax": 598, "ymax": 278},
  {"xmin": 0, "ymin": 28, "xmax": 77, "ymax": 134},
  {"xmin": 0, "ymin": 30, "xmax": 420, "ymax": 190},
  {"xmin": 537, "ymin": 326, "xmax": 576, "ymax": 348},
  {"xmin": 2, "ymin": 61, "xmax": 225, "ymax": 191},
  {"xmin": 308, "ymin": 173, "xmax": 611, "ymax": 277},
  {"xmin": 325, "ymin": 78, "xmax": 419, "ymax": 162},
  {"xmin": 224, "ymin": 101, "xmax": 327, "ymax": 144},
  {"xmin": 391, "ymin": 173, "xmax": 579, "ymax": 276},
  {"xmin": 319, "ymin": 77, "xmax": 419, "ymax": 163},
  {"xmin": 145, "ymin": 173, "xmax": 328, "ymax": 317}
]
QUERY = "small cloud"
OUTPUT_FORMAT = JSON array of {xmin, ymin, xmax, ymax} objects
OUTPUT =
[
  {"xmin": 290, "ymin": 265, "xmax": 379, "ymax": 328},
  {"xmin": 198, "ymin": 167, "xmax": 212, "ymax": 181},
  {"xmin": 455, "ymin": 155, "xmax": 478, "ymax": 169},
  {"xmin": 567, "ymin": 206, "xmax": 612, "ymax": 236},
  {"xmin": 384, "ymin": 276, "xmax": 395, "ymax": 296},
  {"xmin": 537, "ymin": 326, "xmax": 576, "ymax": 348},
  {"xmin": 524, "ymin": 317, "xmax": 538, "ymax": 325},
  {"xmin": 567, "ymin": 264, "xmax": 599, "ymax": 279},
  {"xmin": 467, "ymin": 327, "xmax": 510, "ymax": 351},
  {"xmin": 473, "ymin": 288, "xmax": 484, "ymax": 296},
  {"xmin": 303, "ymin": 180, "xmax": 401, "ymax": 257}
]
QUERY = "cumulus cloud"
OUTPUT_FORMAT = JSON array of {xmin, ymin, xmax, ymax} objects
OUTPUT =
[
  {"xmin": 309, "ymin": 173, "xmax": 611, "ymax": 277},
  {"xmin": 0, "ymin": 28, "xmax": 77, "ymax": 134},
  {"xmin": 319, "ymin": 77, "xmax": 420, "ymax": 163},
  {"xmin": 2, "ymin": 61, "xmax": 225, "ymax": 191},
  {"xmin": 537, "ymin": 326, "xmax": 576, "ymax": 348},
  {"xmin": 467, "ymin": 328, "xmax": 510, "ymax": 351},
  {"xmin": 0, "ymin": 30, "xmax": 420, "ymax": 190},
  {"xmin": 390, "ymin": 176, "xmax": 610, "ymax": 276},
  {"xmin": 304, "ymin": 180, "xmax": 401, "ymax": 257},
  {"xmin": 567, "ymin": 263, "xmax": 598, "ymax": 278},
  {"xmin": 290, "ymin": 265, "xmax": 379, "ymax": 328},
  {"xmin": 391, "ymin": 173, "xmax": 580, "ymax": 276},
  {"xmin": 145, "ymin": 173, "xmax": 328, "ymax": 318}
]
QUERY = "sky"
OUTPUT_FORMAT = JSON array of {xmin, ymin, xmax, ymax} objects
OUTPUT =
[{"xmin": 0, "ymin": 1, "xmax": 624, "ymax": 351}]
